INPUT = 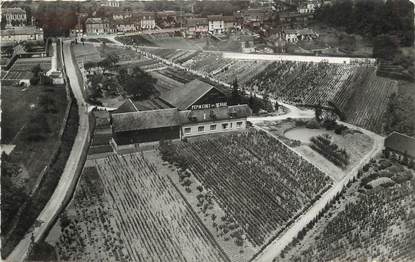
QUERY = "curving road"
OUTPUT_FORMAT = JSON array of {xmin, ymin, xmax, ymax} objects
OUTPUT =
[{"xmin": 6, "ymin": 40, "xmax": 90, "ymax": 262}]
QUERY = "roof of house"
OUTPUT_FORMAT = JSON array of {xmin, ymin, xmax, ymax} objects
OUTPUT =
[
  {"xmin": 180, "ymin": 104, "xmax": 252, "ymax": 124},
  {"xmin": 132, "ymin": 11, "xmax": 155, "ymax": 18},
  {"xmin": 2, "ymin": 8, "xmax": 26, "ymax": 14},
  {"xmin": 223, "ymin": 16, "xmax": 235, "ymax": 23},
  {"xmin": 207, "ymin": 15, "xmax": 224, "ymax": 21},
  {"xmin": 160, "ymin": 79, "xmax": 221, "ymax": 110},
  {"xmin": 285, "ymin": 28, "xmax": 315, "ymax": 35},
  {"xmin": 186, "ymin": 18, "xmax": 208, "ymax": 27},
  {"xmin": 86, "ymin": 17, "xmax": 106, "ymax": 24},
  {"xmin": 1, "ymin": 26, "xmax": 43, "ymax": 36},
  {"xmin": 113, "ymin": 99, "xmax": 138, "ymax": 114},
  {"xmin": 279, "ymin": 12, "xmax": 307, "ymax": 18},
  {"xmin": 385, "ymin": 132, "xmax": 415, "ymax": 158},
  {"xmin": 112, "ymin": 108, "xmax": 181, "ymax": 132},
  {"xmin": 156, "ymin": 10, "xmax": 177, "ymax": 17}
]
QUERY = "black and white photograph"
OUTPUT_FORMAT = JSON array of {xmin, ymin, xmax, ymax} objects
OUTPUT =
[{"xmin": 1, "ymin": 0, "xmax": 414, "ymax": 261}]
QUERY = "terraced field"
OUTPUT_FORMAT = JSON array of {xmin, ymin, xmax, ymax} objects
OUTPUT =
[{"xmin": 334, "ymin": 70, "xmax": 398, "ymax": 133}]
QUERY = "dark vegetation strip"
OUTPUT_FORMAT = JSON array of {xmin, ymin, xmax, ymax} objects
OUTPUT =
[{"xmin": 1, "ymin": 98, "xmax": 79, "ymax": 259}]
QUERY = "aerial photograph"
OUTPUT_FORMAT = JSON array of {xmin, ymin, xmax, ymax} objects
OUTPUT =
[{"xmin": 0, "ymin": 0, "xmax": 414, "ymax": 261}]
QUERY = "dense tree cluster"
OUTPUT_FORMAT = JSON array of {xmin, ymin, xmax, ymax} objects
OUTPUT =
[
  {"xmin": 315, "ymin": 0, "xmax": 414, "ymax": 47},
  {"xmin": 33, "ymin": 2, "xmax": 79, "ymax": 37},
  {"xmin": 117, "ymin": 66, "xmax": 159, "ymax": 100},
  {"xmin": 1, "ymin": 153, "xmax": 28, "ymax": 234},
  {"xmin": 193, "ymin": 1, "xmax": 249, "ymax": 16}
]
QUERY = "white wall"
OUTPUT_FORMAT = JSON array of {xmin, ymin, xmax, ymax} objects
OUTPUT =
[
  {"xmin": 182, "ymin": 119, "xmax": 247, "ymax": 138},
  {"xmin": 223, "ymin": 52, "xmax": 376, "ymax": 64}
]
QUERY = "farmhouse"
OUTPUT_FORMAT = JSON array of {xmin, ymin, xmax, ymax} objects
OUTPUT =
[
  {"xmin": 100, "ymin": 0, "xmax": 120, "ymax": 8},
  {"xmin": 112, "ymin": 11, "xmax": 132, "ymax": 20},
  {"xmin": 241, "ymin": 8, "xmax": 272, "ymax": 27},
  {"xmin": 110, "ymin": 79, "xmax": 251, "ymax": 151},
  {"xmin": 133, "ymin": 11, "xmax": 156, "ymax": 30},
  {"xmin": 1, "ymin": 8, "xmax": 27, "ymax": 27},
  {"xmin": 85, "ymin": 18, "xmax": 116, "ymax": 35},
  {"xmin": 385, "ymin": 132, "xmax": 415, "ymax": 160},
  {"xmin": 180, "ymin": 104, "xmax": 251, "ymax": 138},
  {"xmin": 114, "ymin": 18, "xmax": 137, "ymax": 33},
  {"xmin": 208, "ymin": 15, "xmax": 225, "ymax": 34},
  {"xmin": 278, "ymin": 12, "xmax": 313, "ymax": 25},
  {"xmin": 283, "ymin": 28, "xmax": 318, "ymax": 42},
  {"xmin": 1, "ymin": 26, "xmax": 44, "ymax": 43},
  {"xmin": 186, "ymin": 18, "xmax": 209, "ymax": 37}
]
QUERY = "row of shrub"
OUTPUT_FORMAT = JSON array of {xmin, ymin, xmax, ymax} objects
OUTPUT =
[{"xmin": 310, "ymin": 134, "xmax": 350, "ymax": 169}]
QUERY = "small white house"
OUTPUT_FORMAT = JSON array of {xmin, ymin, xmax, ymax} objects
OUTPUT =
[{"xmin": 208, "ymin": 15, "xmax": 225, "ymax": 34}]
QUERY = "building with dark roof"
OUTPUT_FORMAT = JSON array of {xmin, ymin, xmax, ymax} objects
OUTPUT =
[
  {"xmin": 159, "ymin": 79, "xmax": 227, "ymax": 110},
  {"xmin": 85, "ymin": 18, "xmax": 116, "ymax": 35},
  {"xmin": 112, "ymin": 108, "xmax": 182, "ymax": 147},
  {"xmin": 109, "ymin": 79, "xmax": 251, "ymax": 151},
  {"xmin": 2, "ymin": 8, "xmax": 27, "ymax": 27},
  {"xmin": 1, "ymin": 26, "xmax": 44, "ymax": 43},
  {"xmin": 111, "ymin": 104, "xmax": 252, "ymax": 150},
  {"xmin": 185, "ymin": 18, "xmax": 208, "ymax": 37},
  {"xmin": 180, "ymin": 104, "xmax": 252, "ymax": 138},
  {"xmin": 385, "ymin": 132, "xmax": 415, "ymax": 160}
]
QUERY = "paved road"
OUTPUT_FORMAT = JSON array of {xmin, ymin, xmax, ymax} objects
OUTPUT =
[
  {"xmin": 250, "ymin": 117, "xmax": 384, "ymax": 262},
  {"xmin": 6, "ymin": 41, "xmax": 90, "ymax": 262}
]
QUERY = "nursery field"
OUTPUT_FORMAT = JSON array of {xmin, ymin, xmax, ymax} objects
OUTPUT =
[
  {"xmin": 279, "ymin": 157, "xmax": 415, "ymax": 262},
  {"xmin": 169, "ymin": 130, "xmax": 332, "ymax": 248},
  {"xmin": 334, "ymin": 70, "xmax": 398, "ymax": 133},
  {"xmin": 257, "ymin": 119, "xmax": 374, "ymax": 181},
  {"xmin": 51, "ymin": 154, "xmax": 229, "ymax": 262},
  {"xmin": 3, "ymin": 58, "xmax": 51, "ymax": 80}
]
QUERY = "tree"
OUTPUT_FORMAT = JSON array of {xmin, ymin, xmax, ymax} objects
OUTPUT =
[
  {"xmin": 248, "ymin": 93, "xmax": 254, "ymax": 110},
  {"xmin": 1, "ymin": 153, "xmax": 27, "ymax": 233},
  {"xmin": 262, "ymin": 92, "xmax": 273, "ymax": 112},
  {"xmin": 231, "ymin": 78, "xmax": 240, "ymax": 105},
  {"xmin": 373, "ymin": 34, "xmax": 400, "ymax": 60},
  {"xmin": 275, "ymin": 100, "xmax": 280, "ymax": 112},
  {"xmin": 315, "ymin": 103, "xmax": 323, "ymax": 122},
  {"xmin": 84, "ymin": 61, "xmax": 97, "ymax": 73},
  {"xmin": 32, "ymin": 64, "xmax": 43, "ymax": 77},
  {"xmin": 39, "ymin": 95, "xmax": 57, "ymax": 113},
  {"xmin": 118, "ymin": 66, "xmax": 158, "ymax": 100},
  {"xmin": 1, "ymin": 15, "xmax": 6, "ymax": 30}
]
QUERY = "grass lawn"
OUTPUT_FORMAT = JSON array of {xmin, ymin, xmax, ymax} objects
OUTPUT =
[{"xmin": 1, "ymin": 84, "xmax": 68, "ymax": 194}]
